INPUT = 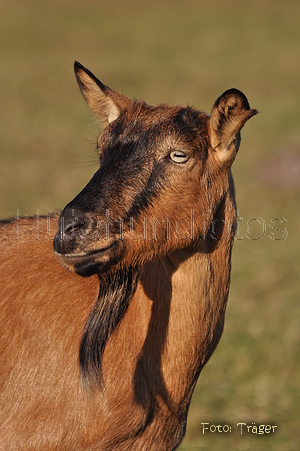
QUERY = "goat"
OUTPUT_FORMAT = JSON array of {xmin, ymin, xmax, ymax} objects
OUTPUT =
[{"xmin": 0, "ymin": 62, "xmax": 257, "ymax": 450}]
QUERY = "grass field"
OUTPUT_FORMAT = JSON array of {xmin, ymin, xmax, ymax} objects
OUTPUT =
[{"xmin": 0, "ymin": 1, "xmax": 299, "ymax": 449}]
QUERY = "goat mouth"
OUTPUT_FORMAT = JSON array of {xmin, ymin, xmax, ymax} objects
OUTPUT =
[
  {"xmin": 62, "ymin": 244, "xmax": 114, "ymax": 262},
  {"xmin": 59, "ymin": 242, "xmax": 121, "ymax": 276}
]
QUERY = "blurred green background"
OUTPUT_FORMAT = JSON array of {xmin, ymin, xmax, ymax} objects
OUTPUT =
[{"xmin": 0, "ymin": 0, "xmax": 299, "ymax": 449}]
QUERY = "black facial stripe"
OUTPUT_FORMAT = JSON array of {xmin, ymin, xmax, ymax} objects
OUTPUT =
[{"xmin": 126, "ymin": 165, "xmax": 166, "ymax": 220}]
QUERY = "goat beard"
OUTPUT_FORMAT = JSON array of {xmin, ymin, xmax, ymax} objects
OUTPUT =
[{"xmin": 79, "ymin": 265, "xmax": 139, "ymax": 391}]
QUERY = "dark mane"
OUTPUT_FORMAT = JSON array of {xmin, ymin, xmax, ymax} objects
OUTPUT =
[{"xmin": 79, "ymin": 266, "xmax": 139, "ymax": 390}]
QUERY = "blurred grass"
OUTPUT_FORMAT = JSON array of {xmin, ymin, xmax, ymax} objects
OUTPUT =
[{"xmin": 0, "ymin": 0, "xmax": 299, "ymax": 449}]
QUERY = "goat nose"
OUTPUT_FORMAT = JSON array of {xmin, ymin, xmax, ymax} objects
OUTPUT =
[{"xmin": 53, "ymin": 208, "xmax": 92, "ymax": 254}]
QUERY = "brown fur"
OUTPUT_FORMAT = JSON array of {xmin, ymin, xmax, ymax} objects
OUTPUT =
[{"xmin": 0, "ymin": 63, "xmax": 257, "ymax": 450}]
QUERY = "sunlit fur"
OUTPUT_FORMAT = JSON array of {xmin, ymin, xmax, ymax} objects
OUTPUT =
[{"xmin": 0, "ymin": 63, "xmax": 257, "ymax": 450}]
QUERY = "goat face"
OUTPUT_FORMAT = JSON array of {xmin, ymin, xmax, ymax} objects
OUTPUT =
[{"xmin": 53, "ymin": 62, "xmax": 257, "ymax": 277}]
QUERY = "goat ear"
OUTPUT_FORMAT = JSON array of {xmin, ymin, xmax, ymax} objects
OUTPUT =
[
  {"xmin": 74, "ymin": 61, "xmax": 132, "ymax": 124},
  {"xmin": 210, "ymin": 88, "xmax": 258, "ymax": 166}
]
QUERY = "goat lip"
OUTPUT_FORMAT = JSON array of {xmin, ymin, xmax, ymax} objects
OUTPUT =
[{"xmin": 61, "ymin": 243, "xmax": 116, "ymax": 263}]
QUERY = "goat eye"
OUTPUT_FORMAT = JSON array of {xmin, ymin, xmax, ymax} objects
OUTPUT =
[{"xmin": 169, "ymin": 151, "xmax": 189, "ymax": 164}]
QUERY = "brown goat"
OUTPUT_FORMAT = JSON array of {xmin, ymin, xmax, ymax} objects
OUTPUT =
[{"xmin": 0, "ymin": 62, "xmax": 257, "ymax": 450}]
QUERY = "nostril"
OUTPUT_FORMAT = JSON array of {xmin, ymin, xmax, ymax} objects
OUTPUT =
[
  {"xmin": 64, "ymin": 218, "xmax": 87, "ymax": 236},
  {"xmin": 54, "ymin": 209, "xmax": 92, "ymax": 255},
  {"xmin": 58, "ymin": 212, "xmax": 91, "ymax": 240}
]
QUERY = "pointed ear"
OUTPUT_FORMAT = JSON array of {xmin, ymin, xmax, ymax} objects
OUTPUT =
[
  {"xmin": 74, "ymin": 61, "xmax": 133, "ymax": 124},
  {"xmin": 210, "ymin": 88, "xmax": 258, "ymax": 166}
]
